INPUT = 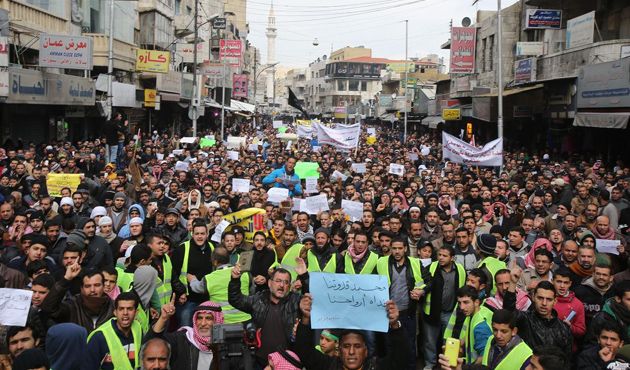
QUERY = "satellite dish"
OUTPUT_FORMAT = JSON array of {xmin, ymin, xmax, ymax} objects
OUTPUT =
[{"xmin": 462, "ymin": 17, "xmax": 472, "ymax": 27}]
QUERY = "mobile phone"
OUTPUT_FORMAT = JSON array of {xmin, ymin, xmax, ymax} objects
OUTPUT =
[
  {"xmin": 239, "ymin": 250, "xmax": 254, "ymax": 273},
  {"xmin": 444, "ymin": 337, "xmax": 460, "ymax": 367}
]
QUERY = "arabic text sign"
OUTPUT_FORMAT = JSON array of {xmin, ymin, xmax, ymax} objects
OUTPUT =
[
  {"xmin": 310, "ymin": 272, "xmax": 389, "ymax": 332},
  {"xmin": 442, "ymin": 108, "xmax": 461, "ymax": 121},
  {"xmin": 315, "ymin": 122, "xmax": 361, "ymax": 150},
  {"xmin": 0, "ymin": 288, "xmax": 33, "ymax": 326},
  {"xmin": 46, "ymin": 173, "xmax": 82, "ymax": 197},
  {"xmin": 525, "ymin": 9, "xmax": 562, "ymax": 29},
  {"xmin": 442, "ymin": 132, "xmax": 503, "ymax": 167},
  {"xmin": 596, "ymin": 239, "xmax": 620, "ymax": 255},
  {"xmin": 389, "ymin": 163, "xmax": 405, "ymax": 176},
  {"xmin": 300, "ymin": 194, "xmax": 329, "ymax": 215},
  {"xmin": 220, "ymin": 39, "xmax": 242, "ymax": 66},
  {"xmin": 566, "ymin": 11, "xmax": 595, "ymax": 49},
  {"xmin": 341, "ymin": 199, "xmax": 364, "ymax": 222},
  {"xmin": 305, "ymin": 178, "xmax": 318, "ymax": 193},
  {"xmin": 514, "ymin": 58, "xmax": 537, "ymax": 85},
  {"xmin": 39, "ymin": 34, "xmax": 93, "ymax": 70},
  {"xmin": 8, "ymin": 68, "xmax": 95, "ymax": 105},
  {"xmin": 351, "ymin": 163, "xmax": 367, "ymax": 174},
  {"xmin": 450, "ymin": 27, "xmax": 476, "ymax": 74},
  {"xmin": 232, "ymin": 178, "xmax": 250, "ymax": 193},
  {"xmin": 136, "ymin": 49, "xmax": 170, "ymax": 73}
]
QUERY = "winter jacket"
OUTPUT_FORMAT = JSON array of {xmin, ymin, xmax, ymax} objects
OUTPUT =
[
  {"xmin": 262, "ymin": 165, "xmax": 303, "ymax": 196},
  {"xmin": 117, "ymin": 204, "xmax": 145, "ymax": 239},
  {"xmin": 574, "ymin": 277, "xmax": 615, "ymax": 321},
  {"xmin": 157, "ymin": 223, "xmax": 189, "ymax": 247},
  {"xmin": 84, "ymin": 235, "xmax": 114, "ymax": 271},
  {"xmin": 145, "ymin": 328, "xmax": 220, "ymax": 370},
  {"xmin": 509, "ymin": 304, "xmax": 573, "ymax": 356},
  {"xmin": 584, "ymin": 298, "xmax": 630, "ymax": 346},
  {"xmin": 576, "ymin": 345, "xmax": 622, "ymax": 370},
  {"xmin": 294, "ymin": 323, "xmax": 408, "ymax": 370},
  {"xmin": 554, "ymin": 291, "xmax": 586, "ymax": 350}
]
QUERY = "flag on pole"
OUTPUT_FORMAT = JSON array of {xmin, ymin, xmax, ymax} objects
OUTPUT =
[{"xmin": 288, "ymin": 88, "xmax": 309, "ymax": 118}]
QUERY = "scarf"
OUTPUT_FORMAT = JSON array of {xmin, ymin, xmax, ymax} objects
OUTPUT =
[
  {"xmin": 268, "ymin": 350, "xmax": 302, "ymax": 370},
  {"xmin": 591, "ymin": 226, "xmax": 616, "ymax": 240},
  {"xmin": 524, "ymin": 238, "xmax": 553, "ymax": 269},
  {"xmin": 568, "ymin": 261, "xmax": 594, "ymax": 278},
  {"xmin": 106, "ymin": 285, "xmax": 121, "ymax": 300},
  {"xmin": 79, "ymin": 295, "xmax": 110, "ymax": 315},
  {"xmin": 347, "ymin": 245, "xmax": 367, "ymax": 264},
  {"xmin": 98, "ymin": 231, "xmax": 117, "ymax": 243},
  {"xmin": 486, "ymin": 289, "xmax": 531, "ymax": 311},
  {"xmin": 179, "ymin": 301, "xmax": 225, "ymax": 353}
]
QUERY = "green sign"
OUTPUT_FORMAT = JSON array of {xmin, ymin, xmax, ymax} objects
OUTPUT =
[
  {"xmin": 278, "ymin": 126, "xmax": 288, "ymax": 133},
  {"xmin": 200, "ymin": 138, "xmax": 216, "ymax": 148},
  {"xmin": 295, "ymin": 162, "xmax": 320, "ymax": 179}
]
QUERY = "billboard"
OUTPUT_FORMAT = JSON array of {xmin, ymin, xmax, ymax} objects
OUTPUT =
[
  {"xmin": 219, "ymin": 39, "xmax": 242, "ymax": 67},
  {"xmin": 232, "ymin": 74, "xmax": 248, "ymax": 98},
  {"xmin": 136, "ymin": 49, "xmax": 170, "ymax": 73},
  {"xmin": 577, "ymin": 58, "xmax": 630, "ymax": 109},
  {"xmin": 442, "ymin": 108, "xmax": 461, "ymax": 121},
  {"xmin": 450, "ymin": 27, "xmax": 476, "ymax": 74},
  {"xmin": 525, "ymin": 9, "xmax": 562, "ymax": 29},
  {"xmin": 514, "ymin": 58, "xmax": 537, "ymax": 85},
  {"xmin": 566, "ymin": 11, "xmax": 595, "ymax": 49},
  {"xmin": 516, "ymin": 42, "xmax": 544, "ymax": 56},
  {"xmin": 39, "ymin": 34, "xmax": 93, "ymax": 70}
]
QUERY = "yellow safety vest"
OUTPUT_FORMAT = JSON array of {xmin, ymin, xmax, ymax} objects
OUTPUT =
[
  {"xmin": 481, "ymin": 336, "xmax": 532, "ymax": 370},
  {"xmin": 116, "ymin": 267, "xmax": 134, "ymax": 292},
  {"xmin": 280, "ymin": 243, "xmax": 304, "ymax": 280},
  {"xmin": 343, "ymin": 251, "xmax": 378, "ymax": 274},
  {"xmin": 423, "ymin": 261, "xmax": 466, "ymax": 316},
  {"xmin": 376, "ymin": 256, "xmax": 425, "ymax": 289},
  {"xmin": 204, "ymin": 267, "xmax": 252, "ymax": 324},
  {"xmin": 461, "ymin": 306, "xmax": 493, "ymax": 364},
  {"xmin": 178, "ymin": 240, "xmax": 215, "ymax": 294},
  {"xmin": 307, "ymin": 249, "xmax": 337, "ymax": 273},
  {"xmin": 477, "ymin": 257, "xmax": 506, "ymax": 295},
  {"xmin": 156, "ymin": 254, "xmax": 173, "ymax": 307},
  {"xmin": 87, "ymin": 319, "xmax": 142, "ymax": 370}
]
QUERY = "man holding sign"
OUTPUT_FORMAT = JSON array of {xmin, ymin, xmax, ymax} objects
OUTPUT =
[
  {"xmin": 294, "ymin": 292, "xmax": 408, "ymax": 370},
  {"xmin": 262, "ymin": 156, "xmax": 303, "ymax": 196}
]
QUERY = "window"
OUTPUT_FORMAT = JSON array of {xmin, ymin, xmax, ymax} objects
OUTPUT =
[
  {"xmin": 25, "ymin": 0, "xmax": 66, "ymax": 17},
  {"xmin": 349, "ymin": 80, "xmax": 359, "ymax": 91},
  {"xmin": 175, "ymin": 0, "xmax": 181, "ymax": 15},
  {"xmin": 488, "ymin": 35, "xmax": 494, "ymax": 71},
  {"xmin": 337, "ymin": 80, "xmax": 346, "ymax": 91},
  {"xmin": 481, "ymin": 38, "xmax": 487, "ymax": 72},
  {"xmin": 361, "ymin": 81, "xmax": 367, "ymax": 91}
]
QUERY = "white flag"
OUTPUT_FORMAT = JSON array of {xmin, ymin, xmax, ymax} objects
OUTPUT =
[{"xmin": 314, "ymin": 122, "xmax": 360, "ymax": 150}]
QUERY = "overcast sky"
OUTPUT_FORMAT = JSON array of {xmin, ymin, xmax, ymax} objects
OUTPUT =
[{"xmin": 246, "ymin": 0, "xmax": 520, "ymax": 68}]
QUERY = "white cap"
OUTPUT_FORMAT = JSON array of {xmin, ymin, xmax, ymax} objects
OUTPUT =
[
  {"xmin": 90, "ymin": 206, "xmax": 107, "ymax": 219},
  {"xmin": 99, "ymin": 216, "xmax": 113, "ymax": 226},
  {"xmin": 60, "ymin": 197, "xmax": 73, "ymax": 207},
  {"xmin": 129, "ymin": 217, "xmax": 143, "ymax": 226}
]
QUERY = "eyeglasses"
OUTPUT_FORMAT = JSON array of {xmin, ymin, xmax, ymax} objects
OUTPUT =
[{"xmin": 272, "ymin": 279, "xmax": 290, "ymax": 286}]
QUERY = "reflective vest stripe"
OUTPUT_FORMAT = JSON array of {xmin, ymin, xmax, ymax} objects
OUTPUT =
[
  {"xmin": 178, "ymin": 241, "xmax": 215, "ymax": 294},
  {"xmin": 204, "ymin": 267, "xmax": 251, "ymax": 324},
  {"xmin": 423, "ymin": 261, "xmax": 466, "ymax": 315},
  {"xmin": 481, "ymin": 336, "xmax": 532, "ymax": 370},
  {"xmin": 307, "ymin": 250, "xmax": 337, "ymax": 273},
  {"xmin": 344, "ymin": 252, "xmax": 378, "ymax": 274},
  {"xmin": 156, "ymin": 255, "xmax": 173, "ymax": 307},
  {"xmin": 461, "ymin": 306, "xmax": 493, "ymax": 364},
  {"xmin": 87, "ymin": 319, "xmax": 142, "ymax": 370}
]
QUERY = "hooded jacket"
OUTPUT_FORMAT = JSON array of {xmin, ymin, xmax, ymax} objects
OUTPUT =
[
  {"xmin": 45, "ymin": 323, "xmax": 88, "ymax": 370},
  {"xmin": 574, "ymin": 277, "xmax": 615, "ymax": 321},
  {"xmin": 117, "ymin": 204, "xmax": 145, "ymax": 239}
]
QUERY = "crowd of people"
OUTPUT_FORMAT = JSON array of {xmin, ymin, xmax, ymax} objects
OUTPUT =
[{"xmin": 0, "ymin": 114, "xmax": 629, "ymax": 370}]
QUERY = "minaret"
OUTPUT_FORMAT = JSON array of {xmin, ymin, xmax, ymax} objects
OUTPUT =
[{"xmin": 265, "ymin": 1, "xmax": 277, "ymax": 103}]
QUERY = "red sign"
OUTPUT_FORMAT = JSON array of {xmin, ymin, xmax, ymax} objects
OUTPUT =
[
  {"xmin": 232, "ymin": 74, "xmax": 248, "ymax": 98},
  {"xmin": 450, "ymin": 27, "xmax": 476, "ymax": 74},
  {"xmin": 219, "ymin": 39, "xmax": 242, "ymax": 67}
]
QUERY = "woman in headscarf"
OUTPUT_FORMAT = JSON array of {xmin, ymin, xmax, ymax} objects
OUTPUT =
[{"xmin": 146, "ymin": 300, "xmax": 224, "ymax": 370}]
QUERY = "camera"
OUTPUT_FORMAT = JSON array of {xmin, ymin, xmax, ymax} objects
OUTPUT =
[{"xmin": 212, "ymin": 324, "xmax": 244, "ymax": 344}]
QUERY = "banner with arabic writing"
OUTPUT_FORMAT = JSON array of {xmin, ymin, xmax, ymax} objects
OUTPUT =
[
  {"xmin": 136, "ymin": 49, "xmax": 170, "ymax": 73},
  {"xmin": 39, "ymin": 34, "xmax": 93, "ymax": 70},
  {"xmin": 442, "ymin": 132, "xmax": 503, "ymax": 166}
]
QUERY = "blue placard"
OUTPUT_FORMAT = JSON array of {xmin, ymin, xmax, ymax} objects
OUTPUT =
[
  {"xmin": 309, "ymin": 272, "xmax": 389, "ymax": 332},
  {"xmin": 526, "ymin": 9, "xmax": 562, "ymax": 29}
]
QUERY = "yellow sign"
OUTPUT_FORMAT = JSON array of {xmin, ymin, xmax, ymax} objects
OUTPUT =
[
  {"xmin": 386, "ymin": 62, "xmax": 414, "ymax": 73},
  {"xmin": 442, "ymin": 108, "xmax": 461, "ymax": 121},
  {"xmin": 144, "ymin": 89, "xmax": 157, "ymax": 107},
  {"xmin": 296, "ymin": 119, "xmax": 311, "ymax": 126},
  {"xmin": 223, "ymin": 208, "xmax": 267, "ymax": 243},
  {"xmin": 46, "ymin": 173, "xmax": 82, "ymax": 197},
  {"xmin": 136, "ymin": 49, "xmax": 170, "ymax": 73}
]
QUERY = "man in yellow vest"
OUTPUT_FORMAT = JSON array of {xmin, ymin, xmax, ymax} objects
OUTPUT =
[
  {"xmin": 376, "ymin": 238, "xmax": 429, "ymax": 370},
  {"xmin": 188, "ymin": 246, "xmax": 252, "ymax": 324},
  {"xmin": 481, "ymin": 309, "xmax": 532, "ymax": 370},
  {"xmin": 146, "ymin": 232, "xmax": 185, "ymax": 309},
  {"xmin": 86, "ymin": 292, "xmax": 143, "ymax": 370},
  {"xmin": 457, "ymin": 286, "xmax": 493, "ymax": 365},
  {"xmin": 476, "ymin": 234, "xmax": 507, "ymax": 295},
  {"xmin": 339, "ymin": 231, "xmax": 378, "ymax": 274},
  {"xmin": 306, "ymin": 228, "xmax": 341, "ymax": 273}
]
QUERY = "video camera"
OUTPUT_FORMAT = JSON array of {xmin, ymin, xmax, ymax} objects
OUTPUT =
[{"xmin": 212, "ymin": 324, "xmax": 244, "ymax": 344}]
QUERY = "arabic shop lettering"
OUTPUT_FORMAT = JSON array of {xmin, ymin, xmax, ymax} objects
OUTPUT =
[
  {"xmin": 69, "ymin": 83, "xmax": 94, "ymax": 98},
  {"xmin": 12, "ymin": 76, "xmax": 47, "ymax": 96},
  {"xmin": 323, "ymin": 276, "xmax": 386, "ymax": 308},
  {"xmin": 138, "ymin": 51, "xmax": 168, "ymax": 64},
  {"xmin": 42, "ymin": 37, "xmax": 88, "ymax": 51}
]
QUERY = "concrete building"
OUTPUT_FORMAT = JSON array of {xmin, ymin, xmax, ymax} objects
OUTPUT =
[
  {"xmin": 330, "ymin": 46, "xmax": 372, "ymax": 62},
  {"xmin": 304, "ymin": 55, "xmax": 330, "ymax": 115}
]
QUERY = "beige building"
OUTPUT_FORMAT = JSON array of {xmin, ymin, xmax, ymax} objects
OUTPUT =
[{"xmin": 330, "ymin": 46, "xmax": 372, "ymax": 62}]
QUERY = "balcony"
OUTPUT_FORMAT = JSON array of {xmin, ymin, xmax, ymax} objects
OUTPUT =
[
  {"xmin": 174, "ymin": 14, "xmax": 195, "ymax": 37},
  {"xmin": 2, "ymin": 0, "xmax": 70, "ymax": 47},
  {"xmin": 537, "ymin": 39, "xmax": 630, "ymax": 82},
  {"xmin": 84, "ymin": 33, "xmax": 137, "ymax": 72}
]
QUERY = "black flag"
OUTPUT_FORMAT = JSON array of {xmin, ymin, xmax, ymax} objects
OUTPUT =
[{"xmin": 288, "ymin": 88, "xmax": 309, "ymax": 118}]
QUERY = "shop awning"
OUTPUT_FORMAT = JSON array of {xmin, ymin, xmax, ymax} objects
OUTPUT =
[
  {"xmin": 475, "ymin": 84, "xmax": 544, "ymax": 97},
  {"xmin": 573, "ymin": 112, "xmax": 630, "ymax": 129},
  {"xmin": 421, "ymin": 116, "xmax": 444, "ymax": 128},
  {"xmin": 230, "ymin": 100, "xmax": 255, "ymax": 113},
  {"xmin": 379, "ymin": 113, "xmax": 397, "ymax": 123},
  {"xmin": 204, "ymin": 99, "xmax": 236, "ymax": 111},
  {"xmin": 234, "ymin": 112, "xmax": 252, "ymax": 118}
]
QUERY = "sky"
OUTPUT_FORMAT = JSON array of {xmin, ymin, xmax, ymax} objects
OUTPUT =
[{"xmin": 246, "ymin": 0, "xmax": 520, "ymax": 69}]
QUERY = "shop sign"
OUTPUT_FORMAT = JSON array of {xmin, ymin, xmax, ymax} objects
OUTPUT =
[
  {"xmin": 136, "ymin": 49, "xmax": 170, "ymax": 73},
  {"xmin": 442, "ymin": 108, "xmax": 461, "ymax": 121},
  {"xmin": 514, "ymin": 58, "xmax": 537, "ymax": 85},
  {"xmin": 7, "ymin": 68, "xmax": 95, "ymax": 105},
  {"xmin": 39, "ymin": 34, "xmax": 93, "ymax": 70},
  {"xmin": 525, "ymin": 9, "xmax": 562, "ymax": 29}
]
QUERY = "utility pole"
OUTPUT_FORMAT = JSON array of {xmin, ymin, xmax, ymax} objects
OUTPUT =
[
  {"xmin": 106, "ymin": 0, "xmax": 115, "ymax": 120},
  {"xmin": 497, "ymin": 0, "xmax": 504, "ymax": 145},
  {"xmin": 191, "ymin": 0, "xmax": 199, "ymax": 137},
  {"xmin": 403, "ymin": 19, "xmax": 409, "ymax": 143},
  {"xmin": 220, "ymin": 51, "xmax": 226, "ymax": 140},
  {"xmin": 253, "ymin": 52, "xmax": 257, "ymax": 129}
]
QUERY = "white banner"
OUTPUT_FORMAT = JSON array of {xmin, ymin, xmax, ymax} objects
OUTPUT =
[
  {"xmin": 442, "ymin": 132, "xmax": 503, "ymax": 166},
  {"xmin": 297, "ymin": 125, "xmax": 314, "ymax": 138},
  {"xmin": 315, "ymin": 122, "xmax": 360, "ymax": 150}
]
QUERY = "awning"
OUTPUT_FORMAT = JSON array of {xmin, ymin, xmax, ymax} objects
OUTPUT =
[
  {"xmin": 379, "ymin": 113, "xmax": 397, "ymax": 123},
  {"xmin": 421, "ymin": 116, "xmax": 444, "ymax": 128},
  {"xmin": 475, "ymin": 84, "xmax": 544, "ymax": 97},
  {"xmin": 230, "ymin": 100, "xmax": 255, "ymax": 113},
  {"xmin": 204, "ymin": 99, "xmax": 236, "ymax": 111},
  {"xmin": 573, "ymin": 112, "xmax": 630, "ymax": 129},
  {"xmin": 234, "ymin": 112, "xmax": 252, "ymax": 118}
]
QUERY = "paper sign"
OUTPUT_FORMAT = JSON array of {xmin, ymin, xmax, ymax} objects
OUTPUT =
[
  {"xmin": 310, "ymin": 272, "xmax": 389, "ymax": 332},
  {"xmin": 389, "ymin": 163, "xmax": 405, "ymax": 176},
  {"xmin": 227, "ymin": 150, "xmax": 239, "ymax": 160},
  {"xmin": 341, "ymin": 199, "xmax": 364, "ymax": 222},
  {"xmin": 156, "ymin": 153, "xmax": 164, "ymax": 160},
  {"xmin": 300, "ymin": 194, "xmax": 329, "ymax": 214},
  {"xmin": 351, "ymin": 163, "xmax": 367, "ymax": 174},
  {"xmin": 205, "ymin": 135, "xmax": 215, "ymax": 140},
  {"xmin": 248, "ymin": 144, "xmax": 259, "ymax": 152},
  {"xmin": 267, "ymin": 188, "xmax": 289, "ymax": 204},
  {"xmin": 227, "ymin": 136, "xmax": 246, "ymax": 149},
  {"xmin": 232, "ymin": 178, "xmax": 250, "ymax": 193},
  {"xmin": 180, "ymin": 137, "xmax": 196, "ymax": 144},
  {"xmin": 0, "ymin": 288, "xmax": 33, "ymax": 326},
  {"xmin": 420, "ymin": 258, "xmax": 432, "ymax": 267},
  {"xmin": 313, "ymin": 146, "xmax": 321, "ymax": 152},
  {"xmin": 46, "ymin": 173, "xmax": 82, "ymax": 197},
  {"xmin": 273, "ymin": 120, "xmax": 284, "ymax": 128},
  {"xmin": 295, "ymin": 162, "xmax": 320, "ymax": 179},
  {"xmin": 172, "ymin": 149, "xmax": 184, "ymax": 155},
  {"xmin": 278, "ymin": 126, "xmax": 288, "ymax": 134},
  {"xmin": 367, "ymin": 128, "xmax": 376, "ymax": 136},
  {"xmin": 211, "ymin": 220, "xmax": 231, "ymax": 243},
  {"xmin": 305, "ymin": 178, "xmax": 318, "ymax": 193},
  {"xmin": 175, "ymin": 161, "xmax": 189, "ymax": 172},
  {"xmin": 292, "ymin": 198, "xmax": 302, "ymax": 211},
  {"xmin": 286, "ymin": 140, "xmax": 292, "ymax": 150},
  {"xmin": 200, "ymin": 138, "xmax": 216, "ymax": 148},
  {"xmin": 331, "ymin": 170, "xmax": 348, "ymax": 182},
  {"xmin": 596, "ymin": 239, "xmax": 620, "ymax": 255},
  {"xmin": 408, "ymin": 153, "xmax": 419, "ymax": 161}
]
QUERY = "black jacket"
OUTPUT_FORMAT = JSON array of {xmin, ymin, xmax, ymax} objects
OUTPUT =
[
  {"xmin": 294, "ymin": 323, "xmax": 409, "ymax": 370},
  {"xmin": 145, "ymin": 328, "xmax": 220, "ymax": 370},
  {"xmin": 423, "ymin": 262, "xmax": 463, "ymax": 321},
  {"xmin": 576, "ymin": 345, "xmax": 624, "ymax": 370},
  {"xmin": 511, "ymin": 307, "xmax": 573, "ymax": 356},
  {"xmin": 573, "ymin": 281, "xmax": 615, "ymax": 322}
]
